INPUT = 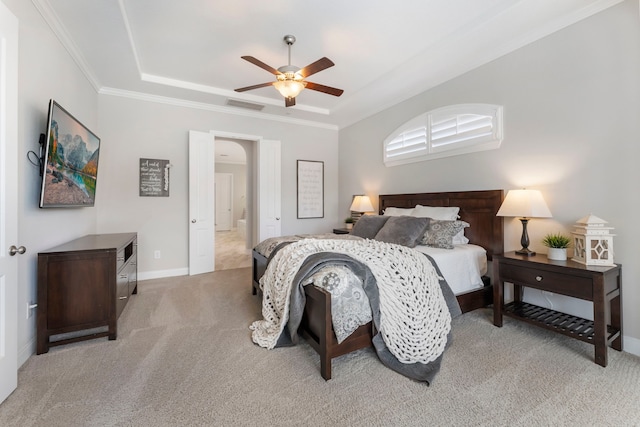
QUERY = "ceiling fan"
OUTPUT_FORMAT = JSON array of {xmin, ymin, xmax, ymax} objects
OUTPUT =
[{"xmin": 234, "ymin": 35, "xmax": 344, "ymax": 107}]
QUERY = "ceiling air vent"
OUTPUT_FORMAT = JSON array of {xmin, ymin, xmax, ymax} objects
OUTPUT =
[{"xmin": 226, "ymin": 99, "xmax": 265, "ymax": 111}]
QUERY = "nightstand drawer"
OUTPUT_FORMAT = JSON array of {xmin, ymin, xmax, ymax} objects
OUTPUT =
[{"xmin": 500, "ymin": 264, "xmax": 592, "ymax": 300}]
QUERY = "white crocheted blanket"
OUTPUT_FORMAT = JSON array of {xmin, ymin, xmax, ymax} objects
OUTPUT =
[{"xmin": 250, "ymin": 238, "xmax": 452, "ymax": 365}]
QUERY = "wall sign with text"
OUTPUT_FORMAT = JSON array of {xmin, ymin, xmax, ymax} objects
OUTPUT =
[
  {"xmin": 297, "ymin": 160, "xmax": 324, "ymax": 218},
  {"xmin": 139, "ymin": 158, "xmax": 170, "ymax": 197}
]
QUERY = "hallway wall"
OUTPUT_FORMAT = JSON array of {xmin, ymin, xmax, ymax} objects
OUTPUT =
[{"xmin": 215, "ymin": 162, "xmax": 247, "ymax": 227}]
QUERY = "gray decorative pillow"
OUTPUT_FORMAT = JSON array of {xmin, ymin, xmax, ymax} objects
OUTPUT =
[
  {"xmin": 374, "ymin": 216, "xmax": 430, "ymax": 248},
  {"xmin": 421, "ymin": 220, "xmax": 470, "ymax": 249},
  {"xmin": 351, "ymin": 215, "xmax": 390, "ymax": 239}
]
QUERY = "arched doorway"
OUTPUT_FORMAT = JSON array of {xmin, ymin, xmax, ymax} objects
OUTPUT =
[{"xmin": 214, "ymin": 138, "xmax": 251, "ymax": 270}]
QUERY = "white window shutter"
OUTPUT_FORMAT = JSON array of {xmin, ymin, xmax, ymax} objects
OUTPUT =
[
  {"xmin": 383, "ymin": 104, "xmax": 503, "ymax": 166},
  {"xmin": 385, "ymin": 127, "xmax": 427, "ymax": 159}
]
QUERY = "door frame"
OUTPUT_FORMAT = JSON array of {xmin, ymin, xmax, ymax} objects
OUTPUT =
[{"xmin": 188, "ymin": 130, "xmax": 281, "ymax": 275}]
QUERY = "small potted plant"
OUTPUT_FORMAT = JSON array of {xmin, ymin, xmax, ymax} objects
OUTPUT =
[
  {"xmin": 542, "ymin": 233, "xmax": 571, "ymax": 261},
  {"xmin": 344, "ymin": 217, "xmax": 354, "ymax": 230}
]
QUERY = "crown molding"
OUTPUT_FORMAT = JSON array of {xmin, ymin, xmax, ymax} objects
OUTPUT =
[
  {"xmin": 99, "ymin": 87, "xmax": 339, "ymax": 130},
  {"xmin": 32, "ymin": 0, "xmax": 102, "ymax": 92},
  {"xmin": 139, "ymin": 73, "xmax": 331, "ymax": 116}
]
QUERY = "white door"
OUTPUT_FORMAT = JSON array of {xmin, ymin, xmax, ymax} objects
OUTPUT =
[
  {"xmin": 188, "ymin": 133, "xmax": 281, "ymax": 270},
  {"xmin": 214, "ymin": 173, "xmax": 233, "ymax": 231},
  {"xmin": 0, "ymin": 2, "xmax": 19, "ymax": 404},
  {"xmin": 258, "ymin": 140, "xmax": 281, "ymax": 241},
  {"xmin": 188, "ymin": 131, "xmax": 215, "ymax": 275}
]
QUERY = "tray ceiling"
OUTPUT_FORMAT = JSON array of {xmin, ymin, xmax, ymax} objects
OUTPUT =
[{"xmin": 34, "ymin": 0, "xmax": 622, "ymax": 129}]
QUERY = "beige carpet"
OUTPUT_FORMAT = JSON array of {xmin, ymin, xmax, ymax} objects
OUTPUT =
[{"xmin": 2, "ymin": 268, "xmax": 640, "ymax": 426}]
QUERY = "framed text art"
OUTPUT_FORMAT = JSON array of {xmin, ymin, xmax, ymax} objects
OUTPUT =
[
  {"xmin": 139, "ymin": 158, "xmax": 170, "ymax": 197},
  {"xmin": 297, "ymin": 160, "xmax": 324, "ymax": 218}
]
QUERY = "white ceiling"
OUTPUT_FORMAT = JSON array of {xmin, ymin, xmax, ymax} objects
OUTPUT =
[{"xmin": 35, "ymin": 0, "xmax": 622, "ymax": 130}]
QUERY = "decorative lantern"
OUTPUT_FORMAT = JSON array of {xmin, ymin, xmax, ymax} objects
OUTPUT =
[{"xmin": 571, "ymin": 214, "xmax": 615, "ymax": 266}]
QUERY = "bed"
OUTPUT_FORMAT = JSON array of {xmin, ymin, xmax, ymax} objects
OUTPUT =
[{"xmin": 251, "ymin": 189, "xmax": 504, "ymax": 380}]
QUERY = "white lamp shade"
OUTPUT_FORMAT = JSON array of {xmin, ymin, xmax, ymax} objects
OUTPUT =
[
  {"xmin": 496, "ymin": 189, "xmax": 552, "ymax": 218},
  {"xmin": 350, "ymin": 195, "xmax": 374, "ymax": 212}
]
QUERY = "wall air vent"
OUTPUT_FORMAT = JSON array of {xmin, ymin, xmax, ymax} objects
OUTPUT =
[{"xmin": 226, "ymin": 99, "xmax": 265, "ymax": 111}]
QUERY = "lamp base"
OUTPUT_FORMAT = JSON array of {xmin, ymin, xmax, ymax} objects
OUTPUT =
[
  {"xmin": 350, "ymin": 211, "xmax": 364, "ymax": 222},
  {"xmin": 515, "ymin": 218, "xmax": 535, "ymax": 256},
  {"xmin": 515, "ymin": 248, "xmax": 536, "ymax": 256}
]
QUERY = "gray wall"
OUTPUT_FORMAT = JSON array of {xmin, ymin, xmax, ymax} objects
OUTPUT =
[
  {"xmin": 5, "ymin": 0, "xmax": 100, "ymax": 365},
  {"xmin": 215, "ymin": 162, "xmax": 247, "ymax": 226},
  {"xmin": 96, "ymin": 95, "xmax": 339, "ymax": 276},
  {"xmin": 339, "ymin": 1, "xmax": 640, "ymax": 351}
]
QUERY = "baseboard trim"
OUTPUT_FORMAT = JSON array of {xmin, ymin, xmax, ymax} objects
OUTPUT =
[
  {"xmin": 624, "ymin": 335, "xmax": 640, "ymax": 357},
  {"xmin": 138, "ymin": 268, "xmax": 189, "ymax": 281},
  {"xmin": 19, "ymin": 337, "xmax": 36, "ymax": 367}
]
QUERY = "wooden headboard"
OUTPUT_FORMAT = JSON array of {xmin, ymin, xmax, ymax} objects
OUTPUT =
[{"xmin": 379, "ymin": 190, "xmax": 504, "ymax": 260}]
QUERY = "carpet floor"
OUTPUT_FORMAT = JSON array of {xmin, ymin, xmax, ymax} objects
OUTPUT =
[{"xmin": 1, "ymin": 267, "xmax": 639, "ymax": 426}]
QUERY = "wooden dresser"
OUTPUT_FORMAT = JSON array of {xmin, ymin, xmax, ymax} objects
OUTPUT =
[{"xmin": 37, "ymin": 233, "xmax": 137, "ymax": 354}]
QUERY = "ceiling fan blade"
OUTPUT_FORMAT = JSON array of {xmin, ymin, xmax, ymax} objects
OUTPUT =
[
  {"xmin": 285, "ymin": 97, "xmax": 296, "ymax": 107},
  {"xmin": 305, "ymin": 81, "xmax": 344, "ymax": 97},
  {"xmin": 298, "ymin": 57, "xmax": 335, "ymax": 78},
  {"xmin": 241, "ymin": 56, "xmax": 282, "ymax": 76},
  {"xmin": 234, "ymin": 82, "xmax": 275, "ymax": 92}
]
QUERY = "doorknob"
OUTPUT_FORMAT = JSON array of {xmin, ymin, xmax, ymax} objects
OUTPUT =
[
  {"xmin": 191, "ymin": 219, "xmax": 196, "ymax": 223},
  {"xmin": 276, "ymin": 217, "xmax": 280, "ymax": 220},
  {"xmin": 9, "ymin": 245, "xmax": 26, "ymax": 256}
]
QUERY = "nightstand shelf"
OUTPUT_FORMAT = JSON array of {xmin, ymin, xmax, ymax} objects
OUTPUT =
[
  {"xmin": 503, "ymin": 301, "xmax": 620, "ymax": 346},
  {"xmin": 494, "ymin": 251, "xmax": 622, "ymax": 367}
]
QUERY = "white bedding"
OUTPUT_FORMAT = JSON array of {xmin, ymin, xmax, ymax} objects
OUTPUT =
[{"xmin": 413, "ymin": 243, "xmax": 487, "ymax": 295}]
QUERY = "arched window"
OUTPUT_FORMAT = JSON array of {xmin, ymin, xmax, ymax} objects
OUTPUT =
[{"xmin": 383, "ymin": 104, "xmax": 503, "ymax": 166}]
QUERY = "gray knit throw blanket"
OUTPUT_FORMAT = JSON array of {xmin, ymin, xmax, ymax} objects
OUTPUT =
[{"xmin": 250, "ymin": 238, "xmax": 452, "ymax": 365}]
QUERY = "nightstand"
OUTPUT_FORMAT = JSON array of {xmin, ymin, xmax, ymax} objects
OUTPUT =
[
  {"xmin": 332, "ymin": 228, "xmax": 351, "ymax": 235},
  {"xmin": 493, "ymin": 252, "xmax": 622, "ymax": 367}
]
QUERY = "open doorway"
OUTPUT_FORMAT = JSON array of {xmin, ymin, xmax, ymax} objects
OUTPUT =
[
  {"xmin": 214, "ymin": 138, "xmax": 251, "ymax": 270},
  {"xmin": 189, "ymin": 130, "xmax": 280, "ymax": 276}
]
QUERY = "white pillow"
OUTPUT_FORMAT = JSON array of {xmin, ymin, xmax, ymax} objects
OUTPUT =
[
  {"xmin": 412, "ymin": 205, "xmax": 460, "ymax": 220},
  {"xmin": 383, "ymin": 207, "xmax": 415, "ymax": 216},
  {"xmin": 452, "ymin": 231, "xmax": 469, "ymax": 245}
]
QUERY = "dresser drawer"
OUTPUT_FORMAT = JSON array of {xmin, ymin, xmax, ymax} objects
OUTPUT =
[
  {"xmin": 500, "ymin": 263, "xmax": 593, "ymax": 300},
  {"xmin": 116, "ymin": 248, "xmax": 126, "ymax": 272},
  {"xmin": 116, "ymin": 238, "xmax": 136, "ymax": 272},
  {"xmin": 116, "ymin": 269, "xmax": 130, "ymax": 318}
]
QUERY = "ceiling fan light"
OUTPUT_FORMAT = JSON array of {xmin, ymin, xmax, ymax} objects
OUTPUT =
[{"xmin": 273, "ymin": 80, "xmax": 306, "ymax": 98}]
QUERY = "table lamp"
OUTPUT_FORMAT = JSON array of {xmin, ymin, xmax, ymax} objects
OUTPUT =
[
  {"xmin": 496, "ymin": 189, "xmax": 552, "ymax": 256},
  {"xmin": 349, "ymin": 195, "xmax": 374, "ymax": 223}
]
